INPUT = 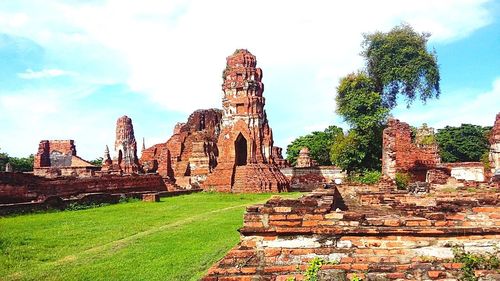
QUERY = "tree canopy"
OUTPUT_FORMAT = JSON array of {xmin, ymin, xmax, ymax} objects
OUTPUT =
[
  {"xmin": 90, "ymin": 157, "xmax": 103, "ymax": 167},
  {"xmin": 435, "ymin": 124, "xmax": 491, "ymax": 163},
  {"xmin": 330, "ymin": 24, "xmax": 440, "ymax": 173},
  {"xmin": 336, "ymin": 72, "xmax": 389, "ymax": 131},
  {"xmin": 332, "ymin": 72, "xmax": 388, "ymax": 172},
  {"xmin": 286, "ymin": 126, "xmax": 343, "ymax": 166},
  {"xmin": 0, "ymin": 147, "xmax": 34, "ymax": 172},
  {"xmin": 362, "ymin": 24, "xmax": 440, "ymax": 109}
]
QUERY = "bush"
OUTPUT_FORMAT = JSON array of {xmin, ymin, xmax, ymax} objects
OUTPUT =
[
  {"xmin": 395, "ymin": 172, "xmax": 410, "ymax": 190},
  {"xmin": 360, "ymin": 170, "xmax": 382, "ymax": 184},
  {"xmin": 481, "ymin": 152, "xmax": 491, "ymax": 171},
  {"xmin": 348, "ymin": 170, "xmax": 382, "ymax": 184},
  {"xmin": 66, "ymin": 202, "xmax": 110, "ymax": 211},
  {"xmin": 452, "ymin": 245, "xmax": 500, "ymax": 281}
]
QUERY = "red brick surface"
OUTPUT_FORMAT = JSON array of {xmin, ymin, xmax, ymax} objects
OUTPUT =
[
  {"xmin": 0, "ymin": 172, "xmax": 166, "ymax": 204},
  {"xmin": 204, "ymin": 184, "xmax": 500, "ymax": 280},
  {"xmin": 382, "ymin": 118, "xmax": 440, "ymax": 181}
]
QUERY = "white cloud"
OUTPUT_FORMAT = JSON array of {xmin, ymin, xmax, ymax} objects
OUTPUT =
[
  {"xmin": 0, "ymin": 86, "xmax": 117, "ymax": 159},
  {"xmin": 17, "ymin": 68, "xmax": 75, "ymax": 79},
  {"xmin": 1, "ymin": 0, "xmax": 493, "ymax": 112},
  {"xmin": 394, "ymin": 77, "xmax": 500, "ymax": 129},
  {"xmin": 0, "ymin": 0, "xmax": 496, "ymax": 157}
]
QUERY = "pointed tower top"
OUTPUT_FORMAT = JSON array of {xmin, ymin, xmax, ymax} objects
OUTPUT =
[
  {"xmin": 142, "ymin": 137, "xmax": 146, "ymax": 151},
  {"xmin": 104, "ymin": 145, "xmax": 111, "ymax": 160}
]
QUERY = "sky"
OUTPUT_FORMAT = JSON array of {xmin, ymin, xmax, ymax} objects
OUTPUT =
[{"xmin": 0, "ymin": 0, "xmax": 499, "ymax": 160}]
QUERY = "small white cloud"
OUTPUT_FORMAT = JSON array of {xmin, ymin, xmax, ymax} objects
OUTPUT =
[{"xmin": 17, "ymin": 68, "xmax": 75, "ymax": 79}]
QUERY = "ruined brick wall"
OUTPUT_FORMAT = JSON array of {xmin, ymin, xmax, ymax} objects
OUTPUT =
[
  {"xmin": 204, "ymin": 49, "xmax": 289, "ymax": 192},
  {"xmin": 140, "ymin": 109, "xmax": 222, "ymax": 188},
  {"xmin": 33, "ymin": 140, "xmax": 97, "ymax": 178},
  {"xmin": 34, "ymin": 140, "xmax": 77, "ymax": 168},
  {"xmin": 426, "ymin": 168, "xmax": 450, "ymax": 184},
  {"xmin": 445, "ymin": 162, "xmax": 485, "ymax": 182},
  {"xmin": 271, "ymin": 146, "xmax": 289, "ymax": 168},
  {"xmin": 382, "ymin": 118, "xmax": 440, "ymax": 181},
  {"xmin": 281, "ymin": 166, "xmax": 345, "ymax": 184},
  {"xmin": 204, "ymin": 188, "xmax": 500, "ymax": 280},
  {"xmin": 490, "ymin": 113, "xmax": 500, "ymax": 175},
  {"xmin": 34, "ymin": 166, "xmax": 100, "ymax": 178},
  {"xmin": 0, "ymin": 172, "xmax": 167, "ymax": 204},
  {"xmin": 140, "ymin": 143, "xmax": 169, "ymax": 175}
]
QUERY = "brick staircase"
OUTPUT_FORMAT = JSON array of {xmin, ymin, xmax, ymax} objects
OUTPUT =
[{"xmin": 232, "ymin": 164, "xmax": 289, "ymax": 193}]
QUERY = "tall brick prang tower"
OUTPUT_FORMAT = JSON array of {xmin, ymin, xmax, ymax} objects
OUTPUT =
[
  {"xmin": 113, "ymin": 115, "xmax": 141, "ymax": 173},
  {"xmin": 204, "ymin": 49, "xmax": 289, "ymax": 192}
]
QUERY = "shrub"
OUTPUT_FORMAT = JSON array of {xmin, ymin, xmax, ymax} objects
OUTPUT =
[
  {"xmin": 348, "ymin": 170, "xmax": 382, "ymax": 185},
  {"xmin": 481, "ymin": 152, "xmax": 491, "ymax": 171},
  {"xmin": 359, "ymin": 170, "xmax": 382, "ymax": 184},
  {"xmin": 66, "ymin": 202, "xmax": 109, "ymax": 211},
  {"xmin": 304, "ymin": 257, "xmax": 326, "ymax": 281},
  {"xmin": 118, "ymin": 196, "xmax": 140, "ymax": 204},
  {"xmin": 452, "ymin": 245, "xmax": 500, "ymax": 281},
  {"xmin": 395, "ymin": 172, "xmax": 410, "ymax": 190}
]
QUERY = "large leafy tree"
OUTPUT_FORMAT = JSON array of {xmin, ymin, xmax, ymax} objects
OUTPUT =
[
  {"xmin": 286, "ymin": 126, "xmax": 343, "ymax": 166},
  {"xmin": 332, "ymin": 24, "xmax": 440, "ymax": 172},
  {"xmin": 330, "ymin": 131, "xmax": 366, "ymax": 173},
  {"xmin": 362, "ymin": 24, "xmax": 440, "ymax": 109},
  {"xmin": 436, "ymin": 124, "xmax": 491, "ymax": 163},
  {"xmin": 331, "ymin": 73, "xmax": 388, "ymax": 172},
  {"xmin": 335, "ymin": 72, "xmax": 389, "ymax": 131}
]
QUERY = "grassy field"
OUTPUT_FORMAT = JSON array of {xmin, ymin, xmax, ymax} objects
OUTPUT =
[{"xmin": 0, "ymin": 192, "xmax": 300, "ymax": 281}]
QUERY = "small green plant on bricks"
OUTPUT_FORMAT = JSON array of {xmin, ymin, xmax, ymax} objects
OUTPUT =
[
  {"xmin": 305, "ymin": 257, "xmax": 326, "ymax": 281},
  {"xmin": 350, "ymin": 273, "xmax": 363, "ymax": 281},
  {"xmin": 287, "ymin": 257, "xmax": 341, "ymax": 281},
  {"xmin": 452, "ymin": 245, "xmax": 500, "ymax": 281}
]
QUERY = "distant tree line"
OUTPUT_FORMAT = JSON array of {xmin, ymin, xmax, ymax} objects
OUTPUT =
[
  {"xmin": 0, "ymin": 147, "xmax": 34, "ymax": 172},
  {"xmin": 287, "ymin": 124, "xmax": 492, "ymax": 172},
  {"xmin": 286, "ymin": 24, "xmax": 492, "ymax": 175}
]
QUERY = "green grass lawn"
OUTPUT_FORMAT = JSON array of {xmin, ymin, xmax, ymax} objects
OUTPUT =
[{"xmin": 0, "ymin": 192, "xmax": 300, "ymax": 281}]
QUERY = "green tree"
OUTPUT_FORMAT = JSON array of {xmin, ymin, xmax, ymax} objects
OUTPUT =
[
  {"xmin": 0, "ymin": 147, "xmax": 34, "ymax": 172},
  {"xmin": 362, "ymin": 23, "xmax": 440, "ymax": 109},
  {"xmin": 286, "ymin": 126, "xmax": 343, "ymax": 166},
  {"xmin": 330, "ymin": 131, "xmax": 366, "ymax": 173},
  {"xmin": 8, "ymin": 155, "xmax": 34, "ymax": 172},
  {"xmin": 0, "ymin": 147, "xmax": 8, "ymax": 171},
  {"xmin": 331, "ymin": 73, "xmax": 388, "ymax": 172},
  {"xmin": 331, "ymin": 24, "xmax": 440, "ymax": 173},
  {"xmin": 90, "ymin": 157, "xmax": 103, "ymax": 167},
  {"xmin": 435, "ymin": 124, "xmax": 491, "ymax": 163}
]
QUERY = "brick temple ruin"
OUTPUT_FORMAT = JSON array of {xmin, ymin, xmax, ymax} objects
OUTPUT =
[
  {"xmin": 382, "ymin": 118, "xmax": 488, "ymax": 185},
  {"xmin": 102, "ymin": 115, "xmax": 142, "ymax": 174},
  {"xmin": 33, "ymin": 140, "xmax": 99, "ymax": 178},
  {"xmin": 141, "ymin": 49, "xmax": 289, "ymax": 192},
  {"xmin": 0, "ymin": 49, "xmax": 290, "ymax": 213},
  {"xmin": 1, "ymin": 45, "xmax": 499, "ymax": 278},
  {"xmin": 203, "ymin": 114, "xmax": 500, "ymax": 281},
  {"xmin": 280, "ymin": 147, "xmax": 345, "ymax": 190},
  {"xmin": 490, "ymin": 113, "xmax": 500, "ymax": 179}
]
